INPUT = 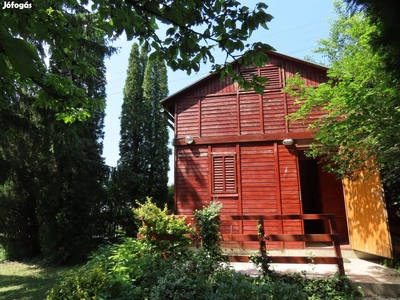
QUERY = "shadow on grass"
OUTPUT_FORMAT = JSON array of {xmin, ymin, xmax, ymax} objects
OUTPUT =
[{"xmin": 0, "ymin": 262, "xmax": 79, "ymax": 300}]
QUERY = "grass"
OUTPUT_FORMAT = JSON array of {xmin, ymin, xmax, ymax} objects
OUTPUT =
[{"xmin": 0, "ymin": 261, "xmax": 79, "ymax": 300}]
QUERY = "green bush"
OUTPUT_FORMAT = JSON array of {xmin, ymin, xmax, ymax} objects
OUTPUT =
[
  {"xmin": 204, "ymin": 269, "xmax": 306, "ymax": 300},
  {"xmin": 47, "ymin": 239, "xmax": 358, "ymax": 300},
  {"xmin": 46, "ymin": 265, "xmax": 110, "ymax": 300},
  {"xmin": 277, "ymin": 273, "xmax": 359, "ymax": 300},
  {"xmin": 150, "ymin": 257, "xmax": 211, "ymax": 300},
  {"xmin": 133, "ymin": 197, "xmax": 193, "ymax": 255},
  {"xmin": 46, "ymin": 200, "xmax": 357, "ymax": 300},
  {"xmin": 46, "ymin": 238, "xmax": 166, "ymax": 299},
  {"xmin": 192, "ymin": 201, "xmax": 224, "ymax": 258}
]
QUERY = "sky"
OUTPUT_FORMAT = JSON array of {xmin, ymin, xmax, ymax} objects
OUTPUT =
[{"xmin": 103, "ymin": 0, "xmax": 337, "ymax": 184}]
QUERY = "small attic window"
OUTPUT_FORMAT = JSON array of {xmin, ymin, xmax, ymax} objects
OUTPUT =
[
  {"xmin": 239, "ymin": 66, "xmax": 282, "ymax": 90},
  {"xmin": 241, "ymin": 70, "xmax": 258, "ymax": 81}
]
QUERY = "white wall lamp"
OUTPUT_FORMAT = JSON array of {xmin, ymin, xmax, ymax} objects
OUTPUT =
[
  {"xmin": 185, "ymin": 135, "xmax": 194, "ymax": 144},
  {"xmin": 282, "ymin": 139, "xmax": 294, "ymax": 146}
]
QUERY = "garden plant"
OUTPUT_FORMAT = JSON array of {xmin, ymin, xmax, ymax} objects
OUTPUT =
[{"xmin": 46, "ymin": 199, "xmax": 359, "ymax": 300}]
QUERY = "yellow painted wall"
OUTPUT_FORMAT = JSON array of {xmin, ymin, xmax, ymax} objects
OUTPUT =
[{"xmin": 343, "ymin": 170, "xmax": 392, "ymax": 258}]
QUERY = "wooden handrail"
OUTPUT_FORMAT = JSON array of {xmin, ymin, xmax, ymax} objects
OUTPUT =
[
  {"xmin": 218, "ymin": 214, "xmax": 336, "ymax": 220},
  {"xmin": 217, "ymin": 214, "xmax": 345, "ymax": 275}
]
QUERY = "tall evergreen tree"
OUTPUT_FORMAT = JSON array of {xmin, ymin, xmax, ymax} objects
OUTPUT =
[
  {"xmin": 142, "ymin": 56, "xmax": 170, "ymax": 203},
  {"xmin": 36, "ymin": 18, "xmax": 114, "ymax": 263},
  {"xmin": 117, "ymin": 43, "xmax": 170, "ymax": 226},
  {"xmin": 118, "ymin": 44, "xmax": 148, "ymax": 202},
  {"xmin": 0, "ymin": 90, "xmax": 44, "ymax": 259},
  {"xmin": 0, "ymin": 13, "xmax": 115, "ymax": 262}
]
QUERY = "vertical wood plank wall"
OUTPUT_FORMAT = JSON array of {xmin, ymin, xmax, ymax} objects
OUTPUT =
[
  {"xmin": 278, "ymin": 145, "xmax": 303, "ymax": 248},
  {"xmin": 240, "ymin": 143, "xmax": 281, "ymax": 248},
  {"xmin": 175, "ymin": 145, "xmax": 209, "ymax": 215}
]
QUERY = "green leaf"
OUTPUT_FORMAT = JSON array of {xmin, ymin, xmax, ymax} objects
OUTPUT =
[
  {"xmin": 1, "ymin": 32, "xmax": 41, "ymax": 78},
  {"xmin": 166, "ymin": 27, "xmax": 175, "ymax": 36},
  {"xmin": 187, "ymin": 37, "xmax": 196, "ymax": 50},
  {"xmin": 261, "ymin": 22, "xmax": 269, "ymax": 30},
  {"xmin": 214, "ymin": 0, "xmax": 222, "ymax": 14}
]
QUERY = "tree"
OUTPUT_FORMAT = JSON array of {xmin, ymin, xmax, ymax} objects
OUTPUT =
[
  {"xmin": 0, "ymin": 14, "xmax": 114, "ymax": 262},
  {"xmin": 284, "ymin": 2, "xmax": 400, "ymax": 196},
  {"xmin": 116, "ymin": 43, "xmax": 170, "ymax": 235},
  {"xmin": 142, "ymin": 56, "xmax": 170, "ymax": 204},
  {"xmin": 118, "ymin": 43, "xmax": 148, "ymax": 199},
  {"xmin": 0, "ymin": 0, "xmax": 274, "ymax": 122},
  {"xmin": 0, "ymin": 92, "xmax": 44, "ymax": 259},
  {"xmin": 38, "ymin": 21, "xmax": 114, "ymax": 263},
  {"xmin": 344, "ymin": 0, "xmax": 400, "ymax": 78}
]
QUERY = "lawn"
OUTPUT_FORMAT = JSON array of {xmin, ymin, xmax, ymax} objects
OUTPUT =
[{"xmin": 0, "ymin": 261, "xmax": 78, "ymax": 300}]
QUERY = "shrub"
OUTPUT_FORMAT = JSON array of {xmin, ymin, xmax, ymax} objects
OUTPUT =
[
  {"xmin": 277, "ymin": 273, "xmax": 359, "ymax": 300},
  {"xmin": 46, "ymin": 238, "xmax": 167, "ymax": 299},
  {"xmin": 46, "ymin": 199, "xmax": 357, "ymax": 300},
  {"xmin": 192, "ymin": 201, "xmax": 224, "ymax": 258},
  {"xmin": 204, "ymin": 268, "xmax": 306, "ymax": 300},
  {"xmin": 133, "ymin": 197, "xmax": 193, "ymax": 256},
  {"xmin": 46, "ymin": 265, "xmax": 110, "ymax": 300},
  {"xmin": 149, "ymin": 257, "xmax": 210, "ymax": 300}
]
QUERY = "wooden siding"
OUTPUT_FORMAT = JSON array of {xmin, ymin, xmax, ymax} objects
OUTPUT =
[
  {"xmin": 278, "ymin": 145, "xmax": 303, "ymax": 248},
  {"xmin": 175, "ymin": 146, "xmax": 209, "ymax": 215},
  {"xmin": 240, "ymin": 144, "xmax": 277, "ymax": 215},
  {"xmin": 174, "ymin": 57, "xmax": 327, "ymax": 140},
  {"xmin": 177, "ymin": 72, "xmax": 236, "ymax": 99},
  {"xmin": 210, "ymin": 145, "xmax": 240, "ymax": 242},
  {"xmin": 201, "ymin": 95, "xmax": 238, "ymax": 137},
  {"xmin": 263, "ymin": 92, "xmax": 286, "ymax": 133},
  {"xmin": 240, "ymin": 143, "xmax": 281, "ymax": 248},
  {"xmin": 287, "ymin": 96, "xmax": 325, "ymax": 132},
  {"xmin": 268, "ymin": 54, "xmax": 327, "ymax": 87},
  {"xmin": 239, "ymin": 93, "xmax": 262, "ymax": 135},
  {"xmin": 176, "ymin": 97, "xmax": 199, "ymax": 137}
]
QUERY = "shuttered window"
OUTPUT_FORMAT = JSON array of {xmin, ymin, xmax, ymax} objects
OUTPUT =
[
  {"xmin": 260, "ymin": 66, "xmax": 281, "ymax": 88},
  {"xmin": 212, "ymin": 153, "xmax": 237, "ymax": 194},
  {"xmin": 239, "ymin": 66, "xmax": 282, "ymax": 90}
]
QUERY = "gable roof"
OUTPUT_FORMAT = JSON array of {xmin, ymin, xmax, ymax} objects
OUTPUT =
[{"xmin": 161, "ymin": 50, "xmax": 328, "ymax": 111}]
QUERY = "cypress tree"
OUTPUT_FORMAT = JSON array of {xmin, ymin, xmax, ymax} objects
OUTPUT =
[
  {"xmin": 117, "ymin": 43, "xmax": 170, "ymax": 226},
  {"xmin": 142, "ymin": 58, "xmax": 170, "ymax": 204}
]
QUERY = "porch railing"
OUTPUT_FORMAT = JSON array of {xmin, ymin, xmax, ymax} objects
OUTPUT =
[{"xmin": 218, "ymin": 214, "xmax": 345, "ymax": 275}]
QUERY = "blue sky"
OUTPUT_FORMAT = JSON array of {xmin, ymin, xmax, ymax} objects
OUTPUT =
[{"xmin": 103, "ymin": 0, "xmax": 336, "ymax": 184}]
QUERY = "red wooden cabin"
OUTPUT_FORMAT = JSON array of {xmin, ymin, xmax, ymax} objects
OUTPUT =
[{"xmin": 161, "ymin": 51, "xmax": 392, "ymax": 258}]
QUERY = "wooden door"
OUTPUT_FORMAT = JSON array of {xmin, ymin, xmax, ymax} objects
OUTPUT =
[{"xmin": 342, "ymin": 170, "xmax": 393, "ymax": 258}]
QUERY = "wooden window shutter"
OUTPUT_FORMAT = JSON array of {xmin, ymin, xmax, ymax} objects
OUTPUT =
[
  {"xmin": 260, "ymin": 66, "xmax": 281, "ymax": 88},
  {"xmin": 212, "ymin": 153, "xmax": 237, "ymax": 193},
  {"xmin": 238, "ymin": 66, "xmax": 281, "ymax": 90}
]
